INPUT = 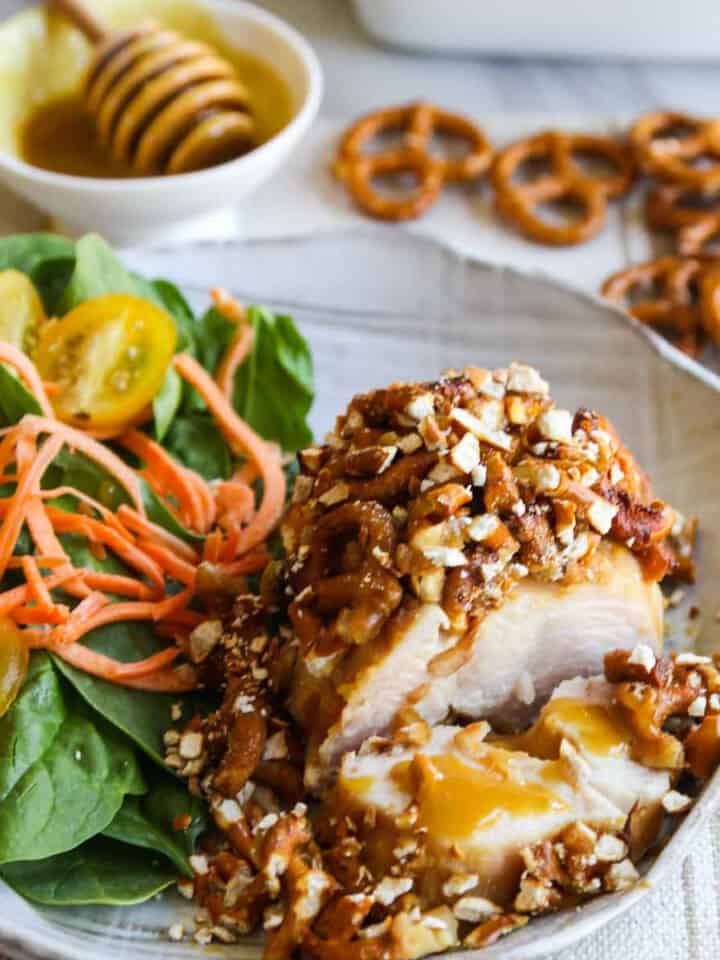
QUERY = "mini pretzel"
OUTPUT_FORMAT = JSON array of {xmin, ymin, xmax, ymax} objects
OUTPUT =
[
  {"xmin": 631, "ymin": 111, "xmax": 720, "ymax": 190},
  {"xmin": 646, "ymin": 183, "xmax": 720, "ymax": 255},
  {"xmin": 601, "ymin": 256, "xmax": 707, "ymax": 356},
  {"xmin": 334, "ymin": 101, "xmax": 493, "ymax": 221},
  {"xmin": 491, "ymin": 131, "xmax": 634, "ymax": 246}
]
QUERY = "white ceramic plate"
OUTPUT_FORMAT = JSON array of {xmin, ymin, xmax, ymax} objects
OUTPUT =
[{"xmin": 2, "ymin": 230, "xmax": 720, "ymax": 960}]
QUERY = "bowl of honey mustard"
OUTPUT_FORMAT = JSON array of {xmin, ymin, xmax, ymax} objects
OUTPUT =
[{"xmin": 0, "ymin": 0, "xmax": 322, "ymax": 244}]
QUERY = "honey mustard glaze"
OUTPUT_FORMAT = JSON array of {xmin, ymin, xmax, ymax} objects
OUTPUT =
[
  {"xmin": 20, "ymin": 47, "xmax": 292, "ymax": 179},
  {"xmin": 495, "ymin": 698, "xmax": 633, "ymax": 760}
]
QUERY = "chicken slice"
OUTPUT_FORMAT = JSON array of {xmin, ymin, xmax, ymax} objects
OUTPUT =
[
  {"xmin": 300, "ymin": 542, "xmax": 662, "ymax": 788},
  {"xmin": 332, "ymin": 677, "xmax": 670, "ymax": 907}
]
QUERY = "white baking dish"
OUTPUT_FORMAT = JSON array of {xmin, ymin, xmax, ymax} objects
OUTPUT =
[{"xmin": 350, "ymin": 0, "xmax": 720, "ymax": 59}]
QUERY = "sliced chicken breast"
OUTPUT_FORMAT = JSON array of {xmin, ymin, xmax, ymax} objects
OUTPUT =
[
  {"xmin": 300, "ymin": 541, "xmax": 662, "ymax": 788},
  {"xmin": 332, "ymin": 677, "xmax": 670, "ymax": 906}
]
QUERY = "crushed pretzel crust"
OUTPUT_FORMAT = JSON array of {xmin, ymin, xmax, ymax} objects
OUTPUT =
[
  {"xmin": 160, "ymin": 364, "xmax": 707, "ymax": 958},
  {"xmin": 278, "ymin": 364, "xmax": 681, "ymax": 671},
  {"xmin": 165, "ymin": 621, "xmax": 720, "ymax": 957}
]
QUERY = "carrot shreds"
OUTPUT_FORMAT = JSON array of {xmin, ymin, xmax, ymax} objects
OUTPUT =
[
  {"xmin": 45, "ymin": 507, "xmax": 165, "ymax": 590},
  {"xmin": 21, "ymin": 555, "xmax": 55, "ymax": 612},
  {"xmin": 214, "ymin": 479, "xmax": 256, "ymax": 531},
  {"xmin": 211, "ymin": 287, "xmax": 247, "ymax": 324},
  {"xmin": 48, "ymin": 639, "xmax": 181, "ymax": 681},
  {"xmin": 0, "ymin": 342, "xmax": 54, "ymax": 417},
  {"xmin": 232, "ymin": 461, "xmax": 259, "ymax": 486},
  {"xmin": 215, "ymin": 315, "xmax": 253, "ymax": 402},
  {"xmin": 119, "ymin": 429, "xmax": 208, "ymax": 532},
  {"xmin": 0, "ymin": 569, "xmax": 80, "ymax": 617},
  {"xmin": 82, "ymin": 572, "xmax": 157, "ymax": 600},
  {"xmin": 116, "ymin": 505, "xmax": 200, "ymax": 564},
  {"xmin": 12, "ymin": 604, "xmax": 70, "ymax": 625},
  {"xmin": 43, "ymin": 586, "xmax": 193, "ymax": 650},
  {"xmin": 0, "ymin": 433, "xmax": 64, "ymax": 581},
  {"xmin": 173, "ymin": 354, "xmax": 286, "ymax": 554},
  {"xmin": 39, "ymin": 486, "xmax": 133, "ymax": 540},
  {"xmin": 116, "ymin": 664, "xmax": 198, "ymax": 692},
  {"xmin": 6, "ymin": 554, "xmax": 67, "ymax": 569},
  {"xmin": 137, "ymin": 540, "xmax": 197, "ymax": 586},
  {"xmin": 19, "ymin": 415, "xmax": 145, "ymax": 515},
  {"xmin": 203, "ymin": 528, "xmax": 224, "ymax": 564},
  {"xmin": 185, "ymin": 467, "xmax": 217, "ymax": 530}
]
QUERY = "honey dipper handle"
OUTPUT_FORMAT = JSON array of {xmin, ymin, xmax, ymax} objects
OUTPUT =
[{"xmin": 49, "ymin": 0, "xmax": 109, "ymax": 43}]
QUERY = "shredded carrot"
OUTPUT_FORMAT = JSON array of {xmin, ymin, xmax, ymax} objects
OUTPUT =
[
  {"xmin": 21, "ymin": 555, "xmax": 55, "ymax": 612},
  {"xmin": 49, "ymin": 640, "xmax": 181, "ymax": 680},
  {"xmin": 39, "ymin": 486, "xmax": 133, "ymax": 540},
  {"xmin": 116, "ymin": 505, "xmax": 200, "ymax": 564},
  {"xmin": 0, "ymin": 569, "xmax": 79, "ymax": 617},
  {"xmin": 214, "ymin": 480, "xmax": 256, "ymax": 532},
  {"xmin": 0, "ymin": 433, "xmax": 64, "ymax": 580},
  {"xmin": 20, "ymin": 415, "xmax": 145, "ymax": 515},
  {"xmin": 0, "ymin": 342, "xmax": 54, "ymax": 417},
  {"xmin": 218, "ymin": 549, "xmax": 271, "ymax": 575},
  {"xmin": 174, "ymin": 353, "xmax": 286, "ymax": 553},
  {"xmin": 137, "ymin": 539, "xmax": 197, "ymax": 586},
  {"xmin": 216, "ymin": 323, "xmax": 253, "ymax": 401},
  {"xmin": 202, "ymin": 528, "xmax": 224, "ymax": 564},
  {"xmin": 116, "ymin": 664, "xmax": 198, "ymax": 692},
  {"xmin": 12, "ymin": 604, "xmax": 70, "ymax": 625},
  {"xmin": 184, "ymin": 467, "xmax": 217, "ymax": 530},
  {"xmin": 82, "ymin": 572, "xmax": 157, "ymax": 600},
  {"xmin": 119, "ymin": 429, "xmax": 208, "ymax": 532},
  {"xmin": 45, "ymin": 507, "xmax": 165, "ymax": 590}
]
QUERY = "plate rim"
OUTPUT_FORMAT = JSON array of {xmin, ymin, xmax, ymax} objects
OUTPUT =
[{"xmin": 2, "ymin": 227, "xmax": 718, "ymax": 960}]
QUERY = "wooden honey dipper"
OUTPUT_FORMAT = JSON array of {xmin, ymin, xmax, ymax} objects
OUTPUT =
[{"xmin": 50, "ymin": 0, "xmax": 256, "ymax": 176}]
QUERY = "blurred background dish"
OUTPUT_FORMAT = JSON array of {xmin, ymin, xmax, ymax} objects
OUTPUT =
[{"xmin": 350, "ymin": 0, "xmax": 720, "ymax": 59}]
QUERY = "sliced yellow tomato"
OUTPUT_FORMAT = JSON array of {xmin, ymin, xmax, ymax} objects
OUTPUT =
[
  {"xmin": 34, "ymin": 293, "xmax": 177, "ymax": 430},
  {"xmin": 0, "ymin": 269, "xmax": 46, "ymax": 353},
  {"xmin": 0, "ymin": 617, "xmax": 28, "ymax": 719}
]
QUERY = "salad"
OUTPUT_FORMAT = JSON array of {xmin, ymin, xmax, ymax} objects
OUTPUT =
[{"xmin": 0, "ymin": 232, "xmax": 313, "ymax": 906}]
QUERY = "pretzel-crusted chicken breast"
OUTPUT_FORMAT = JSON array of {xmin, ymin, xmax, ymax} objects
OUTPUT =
[
  {"xmin": 167, "ymin": 362, "xmax": 707, "ymax": 958},
  {"xmin": 280, "ymin": 364, "xmax": 679, "ymax": 787}
]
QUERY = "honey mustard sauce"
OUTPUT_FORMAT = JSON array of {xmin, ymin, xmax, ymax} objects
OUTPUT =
[
  {"xmin": 494, "ymin": 697, "xmax": 633, "ymax": 760},
  {"xmin": 20, "ymin": 48, "xmax": 292, "ymax": 179}
]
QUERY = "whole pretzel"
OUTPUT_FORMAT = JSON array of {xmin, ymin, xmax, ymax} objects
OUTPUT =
[
  {"xmin": 601, "ymin": 256, "xmax": 707, "ymax": 356},
  {"xmin": 335, "ymin": 101, "xmax": 493, "ymax": 221},
  {"xmin": 491, "ymin": 131, "xmax": 634, "ymax": 246},
  {"xmin": 631, "ymin": 111, "xmax": 720, "ymax": 190},
  {"xmin": 646, "ymin": 183, "xmax": 720, "ymax": 255}
]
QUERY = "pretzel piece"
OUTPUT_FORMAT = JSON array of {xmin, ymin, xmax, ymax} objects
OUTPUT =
[
  {"xmin": 491, "ymin": 131, "xmax": 634, "ymax": 246},
  {"xmin": 631, "ymin": 111, "xmax": 720, "ymax": 190},
  {"xmin": 646, "ymin": 183, "xmax": 720, "ymax": 255},
  {"xmin": 601, "ymin": 256, "xmax": 707, "ymax": 356},
  {"xmin": 335, "ymin": 102, "xmax": 493, "ymax": 221}
]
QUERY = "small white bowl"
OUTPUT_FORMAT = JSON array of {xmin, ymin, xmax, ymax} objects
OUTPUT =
[{"xmin": 0, "ymin": 0, "xmax": 323, "ymax": 246}]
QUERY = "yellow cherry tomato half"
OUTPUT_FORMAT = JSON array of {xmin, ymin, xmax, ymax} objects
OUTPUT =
[
  {"xmin": 0, "ymin": 617, "xmax": 29, "ymax": 719},
  {"xmin": 0, "ymin": 269, "xmax": 46, "ymax": 353},
  {"xmin": 34, "ymin": 293, "xmax": 177, "ymax": 430}
]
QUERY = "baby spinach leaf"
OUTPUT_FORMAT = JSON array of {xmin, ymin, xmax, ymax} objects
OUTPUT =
[
  {"xmin": 0, "ymin": 653, "xmax": 65, "ymax": 803},
  {"xmin": 105, "ymin": 771, "xmax": 207, "ymax": 875},
  {"xmin": 0, "ymin": 234, "xmax": 75, "ymax": 313},
  {"xmin": 140, "ymin": 477, "xmax": 203, "ymax": 544},
  {"xmin": 234, "ymin": 306, "xmax": 314, "ymax": 452},
  {"xmin": 1, "ymin": 837, "xmax": 177, "ymax": 906},
  {"xmin": 60, "ymin": 234, "xmax": 139, "ymax": 310},
  {"xmin": 164, "ymin": 413, "xmax": 233, "ymax": 481},
  {"xmin": 0, "ymin": 362, "xmax": 42, "ymax": 426},
  {"xmin": 0, "ymin": 691, "xmax": 145, "ymax": 864},
  {"xmin": 151, "ymin": 279, "xmax": 196, "ymax": 353},
  {"xmin": 51, "ymin": 622, "xmax": 209, "ymax": 768},
  {"xmin": 153, "ymin": 367, "xmax": 183, "ymax": 443},
  {"xmin": 183, "ymin": 306, "xmax": 234, "ymax": 414}
]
